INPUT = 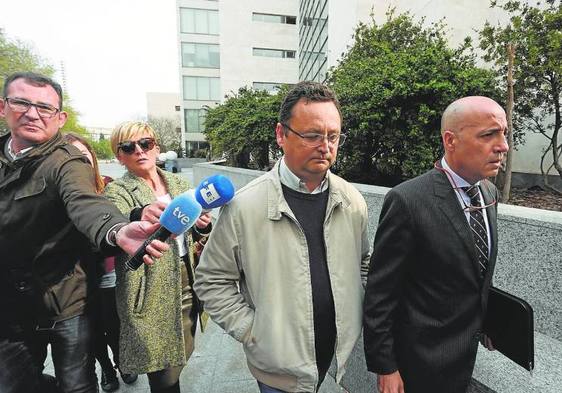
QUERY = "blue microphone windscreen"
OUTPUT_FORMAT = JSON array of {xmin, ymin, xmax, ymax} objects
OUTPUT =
[
  {"xmin": 195, "ymin": 174, "xmax": 235, "ymax": 210},
  {"xmin": 159, "ymin": 192, "xmax": 202, "ymax": 235}
]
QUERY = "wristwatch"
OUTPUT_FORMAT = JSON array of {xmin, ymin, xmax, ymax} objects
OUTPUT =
[{"xmin": 107, "ymin": 223, "xmax": 128, "ymax": 247}]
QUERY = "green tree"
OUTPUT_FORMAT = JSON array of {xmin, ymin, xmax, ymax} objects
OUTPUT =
[
  {"xmin": 204, "ymin": 87, "xmax": 285, "ymax": 169},
  {"xmin": 90, "ymin": 138, "xmax": 113, "ymax": 160},
  {"xmin": 328, "ymin": 11, "xmax": 502, "ymax": 185},
  {"xmin": 479, "ymin": 0, "xmax": 562, "ymax": 193},
  {"xmin": 0, "ymin": 30, "xmax": 87, "ymax": 135}
]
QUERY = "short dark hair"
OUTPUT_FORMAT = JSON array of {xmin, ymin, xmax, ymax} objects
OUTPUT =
[
  {"xmin": 3, "ymin": 72, "xmax": 64, "ymax": 109},
  {"xmin": 278, "ymin": 81, "xmax": 342, "ymax": 127}
]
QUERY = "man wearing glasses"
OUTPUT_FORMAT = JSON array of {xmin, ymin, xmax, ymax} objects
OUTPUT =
[
  {"xmin": 363, "ymin": 96, "xmax": 509, "ymax": 393},
  {"xmin": 194, "ymin": 81, "xmax": 370, "ymax": 393},
  {"xmin": 0, "ymin": 72, "xmax": 169, "ymax": 393}
]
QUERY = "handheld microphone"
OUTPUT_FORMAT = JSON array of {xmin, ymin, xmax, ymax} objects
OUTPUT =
[
  {"xmin": 125, "ymin": 192, "xmax": 202, "ymax": 271},
  {"xmin": 194, "ymin": 174, "xmax": 236, "ymax": 211}
]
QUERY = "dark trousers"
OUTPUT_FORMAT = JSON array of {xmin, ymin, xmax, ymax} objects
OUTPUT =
[
  {"xmin": 92, "ymin": 287, "xmax": 120, "ymax": 372},
  {"xmin": 0, "ymin": 314, "xmax": 97, "ymax": 393}
]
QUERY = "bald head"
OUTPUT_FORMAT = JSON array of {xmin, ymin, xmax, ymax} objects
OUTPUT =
[
  {"xmin": 441, "ymin": 96, "xmax": 504, "ymax": 136},
  {"xmin": 440, "ymin": 96, "xmax": 508, "ymax": 184}
]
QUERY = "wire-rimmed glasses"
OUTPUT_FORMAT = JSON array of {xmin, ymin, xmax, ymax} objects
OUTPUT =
[{"xmin": 282, "ymin": 123, "xmax": 347, "ymax": 147}]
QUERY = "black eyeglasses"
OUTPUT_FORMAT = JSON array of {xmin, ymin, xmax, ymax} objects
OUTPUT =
[
  {"xmin": 4, "ymin": 97, "xmax": 60, "ymax": 118},
  {"xmin": 117, "ymin": 138, "xmax": 156, "ymax": 154},
  {"xmin": 282, "ymin": 123, "xmax": 347, "ymax": 147},
  {"xmin": 434, "ymin": 160, "xmax": 497, "ymax": 212}
]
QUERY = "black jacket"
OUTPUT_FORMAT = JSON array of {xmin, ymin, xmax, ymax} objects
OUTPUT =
[
  {"xmin": 363, "ymin": 169, "xmax": 499, "ymax": 393},
  {"xmin": 0, "ymin": 132, "xmax": 127, "ymax": 335}
]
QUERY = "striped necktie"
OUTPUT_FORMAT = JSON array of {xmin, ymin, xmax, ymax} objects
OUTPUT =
[{"xmin": 462, "ymin": 185, "xmax": 489, "ymax": 278}]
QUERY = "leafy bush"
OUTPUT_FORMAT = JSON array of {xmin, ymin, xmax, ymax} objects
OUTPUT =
[{"xmin": 328, "ymin": 11, "xmax": 502, "ymax": 185}]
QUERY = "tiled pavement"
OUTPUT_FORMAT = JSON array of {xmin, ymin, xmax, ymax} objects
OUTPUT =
[{"xmin": 45, "ymin": 320, "xmax": 346, "ymax": 393}]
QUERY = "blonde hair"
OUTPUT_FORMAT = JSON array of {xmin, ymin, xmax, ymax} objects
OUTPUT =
[
  {"xmin": 63, "ymin": 132, "xmax": 105, "ymax": 194},
  {"xmin": 110, "ymin": 121, "xmax": 158, "ymax": 156}
]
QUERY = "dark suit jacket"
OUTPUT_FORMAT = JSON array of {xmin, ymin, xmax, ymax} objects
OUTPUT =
[{"xmin": 363, "ymin": 168, "xmax": 499, "ymax": 393}]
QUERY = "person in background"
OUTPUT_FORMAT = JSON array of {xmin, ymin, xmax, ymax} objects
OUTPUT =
[
  {"xmin": 63, "ymin": 133, "xmax": 138, "ymax": 392},
  {"xmin": 363, "ymin": 96, "xmax": 507, "ymax": 393},
  {"xmin": 0, "ymin": 72, "xmax": 168, "ymax": 393},
  {"xmin": 104, "ymin": 121, "xmax": 211, "ymax": 393}
]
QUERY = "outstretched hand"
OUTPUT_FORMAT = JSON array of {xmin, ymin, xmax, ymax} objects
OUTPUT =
[
  {"xmin": 116, "ymin": 221, "xmax": 170, "ymax": 265},
  {"xmin": 195, "ymin": 212, "xmax": 212, "ymax": 229},
  {"xmin": 141, "ymin": 201, "xmax": 168, "ymax": 224}
]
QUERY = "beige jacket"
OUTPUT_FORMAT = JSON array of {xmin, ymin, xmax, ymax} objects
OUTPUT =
[{"xmin": 194, "ymin": 162, "xmax": 370, "ymax": 392}]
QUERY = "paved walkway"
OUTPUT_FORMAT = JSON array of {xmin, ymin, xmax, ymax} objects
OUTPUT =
[{"xmin": 45, "ymin": 320, "xmax": 346, "ymax": 393}]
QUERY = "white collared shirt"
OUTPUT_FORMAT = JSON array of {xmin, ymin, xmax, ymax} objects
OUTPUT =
[
  {"xmin": 441, "ymin": 158, "xmax": 492, "ymax": 255},
  {"xmin": 6, "ymin": 137, "xmax": 33, "ymax": 161},
  {"xmin": 278, "ymin": 157, "xmax": 329, "ymax": 194}
]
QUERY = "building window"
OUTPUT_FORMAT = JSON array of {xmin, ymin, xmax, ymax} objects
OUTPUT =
[
  {"xmin": 184, "ymin": 109, "xmax": 207, "ymax": 133},
  {"xmin": 181, "ymin": 43, "xmax": 220, "ymax": 68},
  {"xmin": 299, "ymin": 0, "xmax": 329, "ymax": 82},
  {"xmin": 180, "ymin": 8, "xmax": 219, "ymax": 35},
  {"xmin": 252, "ymin": 13, "xmax": 296, "ymax": 25},
  {"xmin": 185, "ymin": 141, "xmax": 209, "ymax": 158},
  {"xmin": 253, "ymin": 82, "xmax": 286, "ymax": 93},
  {"xmin": 183, "ymin": 76, "xmax": 220, "ymax": 101},
  {"xmin": 253, "ymin": 48, "xmax": 296, "ymax": 59}
]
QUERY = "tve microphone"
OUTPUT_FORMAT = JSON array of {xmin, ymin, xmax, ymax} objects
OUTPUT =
[
  {"xmin": 194, "ymin": 174, "xmax": 236, "ymax": 211},
  {"xmin": 125, "ymin": 192, "xmax": 202, "ymax": 271}
]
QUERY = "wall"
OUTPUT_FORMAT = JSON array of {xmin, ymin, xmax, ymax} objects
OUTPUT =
[
  {"xmin": 219, "ymin": 0, "xmax": 299, "ymax": 96},
  {"xmin": 146, "ymin": 92, "xmax": 181, "ymax": 119}
]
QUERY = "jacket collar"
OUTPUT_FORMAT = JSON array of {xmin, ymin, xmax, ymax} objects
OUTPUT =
[
  {"xmin": 118, "ymin": 166, "xmax": 187, "ymax": 203},
  {"xmin": 0, "ymin": 132, "xmax": 64, "ymax": 162},
  {"xmin": 265, "ymin": 160, "xmax": 350, "ymax": 221}
]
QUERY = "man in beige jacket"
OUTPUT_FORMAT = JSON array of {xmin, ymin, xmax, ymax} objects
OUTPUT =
[{"xmin": 194, "ymin": 81, "xmax": 370, "ymax": 393}]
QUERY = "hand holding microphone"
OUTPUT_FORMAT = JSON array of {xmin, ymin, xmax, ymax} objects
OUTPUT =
[
  {"xmin": 125, "ymin": 192, "xmax": 202, "ymax": 271},
  {"xmin": 126, "ymin": 174, "xmax": 235, "ymax": 271}
]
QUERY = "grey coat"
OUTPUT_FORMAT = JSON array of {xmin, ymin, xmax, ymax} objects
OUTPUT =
[{"xmin": 104, "ymin": 168, "xmax": 194, "ymax": 374}]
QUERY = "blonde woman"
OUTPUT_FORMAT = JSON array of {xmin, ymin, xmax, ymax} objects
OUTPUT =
[{"xmin": 104, "ymin": 122, "xmax": 211, "ymax": 393}]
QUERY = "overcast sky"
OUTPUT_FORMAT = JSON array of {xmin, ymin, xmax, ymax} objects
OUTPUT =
[{"xmin": 0, "ymin": 0, "xmax": 179, "ymax": 128}]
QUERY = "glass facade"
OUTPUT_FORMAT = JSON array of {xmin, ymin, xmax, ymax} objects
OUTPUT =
[
  {"xmin": 185, "ymin": 141, "xmax": 209, "ymax": 158},
  {"xmin": 184, "ymin": 109, "xmax": 207, "ymax": 133},
  {"xmin": 181, "ymin": 43, "xmax": 220, "ymax": 68},
  {"xmin": 180, "ymin": 8, "xmax": 219, "ymax": 35},
  {"xmin": 253, "ymin": 82, "xmax": 285, "ymax": 93},
  {"xmin": 299, "ymin": 0, "xmax": 328, "ymax": 82},
  {"xmin": 183, "ymin": 76, "xmax": 221, "ymax": 101},
  {"xmin": 252, "ymin": 13, "xmax": 297, "ymax": 25},
  {"xmin": 253, "ymin": 48, "xmax": 296, "ymax": 59}
]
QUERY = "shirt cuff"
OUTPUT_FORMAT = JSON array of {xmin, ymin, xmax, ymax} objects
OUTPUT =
[
  {"xmin": 193, "ymin": 222, "xmax": 212, "ymax": 236},
  {"xmin": 105, "ymin": 222, "xmax": 128, "ymax": 247}
]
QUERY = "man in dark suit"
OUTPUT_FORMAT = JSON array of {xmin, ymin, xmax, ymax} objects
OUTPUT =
[{"xmin": 363, "ymin": 96, "xmax": 508, "ymax": 393}]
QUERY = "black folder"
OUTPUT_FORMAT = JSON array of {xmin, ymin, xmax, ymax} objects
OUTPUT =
[{"xmin": 483, "ymin": 286, "xmax": 534, "ymax": 372}]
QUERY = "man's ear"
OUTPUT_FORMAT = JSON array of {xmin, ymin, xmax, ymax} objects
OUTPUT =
[
  {"xmin": 0, "ymin": 99, "xmax": 6, "ymax": 118},
  {"xmin": 275, "ymin": 123, "xmax": 285, "ymax": 148},
  {"xmin": 57, "ymin": 110, "xmax": 68, "ymax": 129},
  {"xmin": 442, "ymin": 130, "xmax": 456, "ymax": 152}
]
